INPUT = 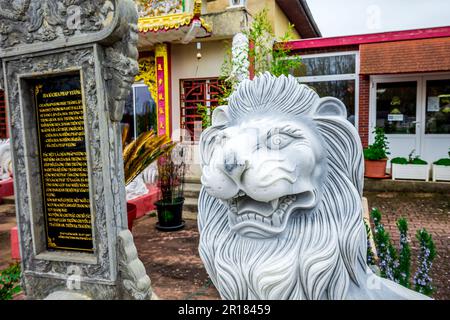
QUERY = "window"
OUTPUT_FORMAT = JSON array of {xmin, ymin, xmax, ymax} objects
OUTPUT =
[
  {"xmin": 121, "ymin": 84, "xmax": 157, "ymax": 145},
  {"xmin": 294, "ymin": 52, "xmax": 359, "ymax": 127},
  {"xmin": 376, "ymin": 81, "xmax": 417, "ymax": 134},
  {"xmin": 303, "ymin": 80, "xmax": 356, "ymax": 125},
  {"xmin": 425, "ymin": 79, "xmax": 450, "ymax": 134},
  {"xmin": 0, "ymin": 91, "xmax": 6, "ymax": 138},
  {"xmin": 180, "ymin": 78, "xmax": 224, "ymax": 141},
  {"xmin": 293, "ymin": 54, "xmax": 356, "ymax": 77}
]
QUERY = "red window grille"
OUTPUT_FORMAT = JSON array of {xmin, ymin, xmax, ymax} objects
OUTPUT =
[
  {"xmin": 0, "ymin": 91, "xmax": 7, "ymax": 139},
  {"xmin": 180, "ymin": 78, "xmax": 224, "ymax": 141}
]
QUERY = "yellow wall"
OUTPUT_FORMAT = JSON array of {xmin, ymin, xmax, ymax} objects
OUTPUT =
[
  {"xmin": 273, "ymin": 2, "xmax": 300, "ymax": 39},
  {"xmin": 170, "ymin": 40, "xmax": 227, "ymax": 133},
  {"xmin": 205, "ymin": 0, "xmax": 299, "ymax": 39}
]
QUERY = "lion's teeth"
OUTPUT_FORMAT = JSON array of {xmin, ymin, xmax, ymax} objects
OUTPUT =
[
  {"xmin": 255, "ymin": 215, "xmax": 263, "ymax": 223},
  {"xmin": 270, "ymin": 199, "xmax": 279, "ymax": 210},
  {"xmin": 273, "ymin": 212, "xmax": 282, "ymax": 227}
]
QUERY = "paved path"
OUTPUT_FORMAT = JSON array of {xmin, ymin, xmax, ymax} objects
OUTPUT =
[{"xmin": 1, "ymin": 191, "xmax": 448, "ymax": 300}]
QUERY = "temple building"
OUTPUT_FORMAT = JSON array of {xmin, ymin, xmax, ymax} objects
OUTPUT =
[
  {"xmin": 0, "ymin": 1, "xmax": 320, "ymax": 144},
  {"xmin": 123, "ymin": 0, "xmax": 320, "ymax": 144}
]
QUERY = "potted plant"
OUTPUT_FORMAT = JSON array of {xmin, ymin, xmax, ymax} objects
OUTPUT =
[
  {"xmin": 155, "ymin": 145, "xmax": 187, "ymax": 231},
  {"xmin": 364, "ymin": 127, "xmax": 390, "ymax": 178},
  {"xmin": 122, "ymin": 129, "xmax": 175, "ymax": 230},
  {"xmin": 391, "ymin": 150, "xmax": 430, "ymax": 181},
  {"xmin": 432, "ymin": 149, "xmax": 450, "ymax": 182}
]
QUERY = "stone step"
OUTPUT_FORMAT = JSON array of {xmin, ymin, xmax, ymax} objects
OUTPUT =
[
  {"xmin": 183, "ymin": 197, "xmax": 198, "ymax": 213},
  {"xmin": 1, "ymin": 196, "xmax": 15, "ymax": 205},
  {"xmin": 184, "ymin": 176, "xmax": 201, "ymax": 184},
  {"xmin": 182, "ymin": 210, "xmax": 198, "ymax": 221},
  {"xmin": 183, "ymin": 182, "xmax": 202, "ymax": 198}
]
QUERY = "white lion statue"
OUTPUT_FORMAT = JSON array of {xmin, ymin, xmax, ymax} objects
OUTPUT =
[
  {"xmin": 0, "ymin": 139, "xmax": 12, "ymax": 180},
  {"xmin": 198, "ymin": 73, "xmax": 429, "ymax": 300},
  {"xmin": 125, "ymin": 162, "xmax": 158, "ymax": 201}
]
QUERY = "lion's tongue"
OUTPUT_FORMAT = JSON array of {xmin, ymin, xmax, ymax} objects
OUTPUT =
[{"xmin": 237, "ymin": 196, "xmax": 276, "ymax": 217}]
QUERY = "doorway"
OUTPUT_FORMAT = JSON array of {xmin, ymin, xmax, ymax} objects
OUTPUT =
[{"xmin": 370, "ymin": 74, "xmax": 450, "ymax": 165}]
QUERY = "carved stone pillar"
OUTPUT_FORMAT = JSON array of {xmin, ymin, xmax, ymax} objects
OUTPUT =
[{"xmin": 0, "ymin": 0, "xmax": 153, "ymax": 300}]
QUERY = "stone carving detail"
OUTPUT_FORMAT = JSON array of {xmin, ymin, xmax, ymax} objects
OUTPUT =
[
  {"xmin": 103, "ymin": 6, "xmax": 140, "ymax": 122},
  {"xmin": 1, "ymin": 0, "xmax": 153, "ymax": 300},
  {"xmin": 0, "ymin": 0, "xmax": 115, "ymax": 49},
  {"xmin": 118, "ymin": 230, "xmax": 153, "ymax": 300},
  {"xmin": 0, "ymin": 139, "xmax": 12, "ymax": 180},
  {"xmin": 198, "ymin": 73, "xmax": 430, "ymax": 300},
  {"xmin": 0, "ymin": 64, "xmax": 3, "ymax": 90},
  {"xmin": 5, "ymin": 49, "xmax": 113, "ymax": 282}
]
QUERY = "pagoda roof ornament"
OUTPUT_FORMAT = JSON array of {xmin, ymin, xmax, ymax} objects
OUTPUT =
[{"xmin": 137, "ymin": 0, "xmax": 211, "ymax": 43}]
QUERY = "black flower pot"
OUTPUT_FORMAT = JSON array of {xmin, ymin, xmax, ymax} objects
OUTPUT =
[{"xmin": 155, "ymin": 197, "xmax": 185, "ymax": 231}]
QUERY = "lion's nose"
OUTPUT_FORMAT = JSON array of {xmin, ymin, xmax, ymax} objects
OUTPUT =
[{"xmin": 222, "ymin": 151, "xmax": 249, "ymax": 181}]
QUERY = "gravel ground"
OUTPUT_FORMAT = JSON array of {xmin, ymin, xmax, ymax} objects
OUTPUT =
[{"xmin": 132, "ymin": 216, "xmax": 220, "ymax": 300}]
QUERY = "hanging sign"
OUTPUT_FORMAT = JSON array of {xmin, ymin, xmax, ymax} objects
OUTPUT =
[
  {"xmin": 388, "ymin": 114, "xmax": 404, "ymax": 122},
  {"xmin": 155, "ymin": 44, "xmax": 170, "ymax": 137},
  {"xmin": 427, "ymin": 96, "xmax": 440, "ymax": 112}
]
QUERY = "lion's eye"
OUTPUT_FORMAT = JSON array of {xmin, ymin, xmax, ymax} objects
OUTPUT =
[{"xmin": 266, "ymin": 132, "xmax": 294, "ymax": 150}]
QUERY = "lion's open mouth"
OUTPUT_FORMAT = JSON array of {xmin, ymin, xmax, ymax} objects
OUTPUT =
[
  {"xmin": 227, "ymin": 193, "xmax": 297, "ymax": 228},
  {"xmin": 225, "ymin": 190, "xmax": 316, "ymax": 238}
]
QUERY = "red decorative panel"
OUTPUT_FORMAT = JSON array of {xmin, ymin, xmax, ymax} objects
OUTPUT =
[
  {"xmin": 180, "ymin": 78, "xmax": 224, "ymax": 141},
  {"xmin": 0, "ymin": 91, "xmax": 7, "ymax": 139}
]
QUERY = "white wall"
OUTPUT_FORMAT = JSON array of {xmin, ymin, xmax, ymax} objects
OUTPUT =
[{"xmin": 170, "ymin": 40, "xmax": 228, "ymax": 136}]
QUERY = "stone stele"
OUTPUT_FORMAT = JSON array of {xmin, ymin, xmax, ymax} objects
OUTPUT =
[
  {"xmin": 0, "ymin": 0, "xmax": 153, "ymax": 299},
  {"xmin": 198, "ymin": 72, "xmax": 431, "ymax": 300}
]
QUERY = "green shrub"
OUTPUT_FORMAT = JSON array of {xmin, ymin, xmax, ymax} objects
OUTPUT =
[
  {"xmin": 413, "ymin": 229, "xmax": 436, "ymax": 297},
  {"xmin": 391, "ymin": 150, "xmax": 428, "ymax": 165},
  {"xmin": 391, "ymin": 157, "xmax": 408, "ymax": 165},
  {"xmin": 397, "ymin": 218, "xmax": 411, "ymax": 288},
  {"xmin": 0, "ymin": 263, "xmax": 21, "ymax": 300},
  {"xmin": 433, "ymin": 158, "xmax": 450, "ymax": 166},
  {"xmin": 371, "ymin": 208, "xmax": 398, "ymax": 280},
  {"xmin": 369, "ymin": 208, "xmax": 436, "ymax": 297},
  {"xmin": 410, "ymin": 158, "xmax": 428, "ymax": 165},
  {"xmin": 364, "ymin": 128, "xmax": 390, "ymax": 160}
]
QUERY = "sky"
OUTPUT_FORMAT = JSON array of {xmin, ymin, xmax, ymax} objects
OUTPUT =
[{"xmin": 306, "ymin": 0, "xmax": 450, "ymax": 37}]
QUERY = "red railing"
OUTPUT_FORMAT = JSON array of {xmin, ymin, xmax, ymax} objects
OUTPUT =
[{"xmin": 180, "ymin": 78, "xmax": 224, "ymax": 141}]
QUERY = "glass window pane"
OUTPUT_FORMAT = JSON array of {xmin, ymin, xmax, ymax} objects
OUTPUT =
[
  {"xmin": 121, "ymin": 91, "xmax": 135, "ymax": 144},
  {"xmin": 134, "ymin": 86, "xmax": 157, "ymax": 137},
  {"xmin": 425, "ymin": 79, "xmax": 450, "ymax": 134},
  {"xmin": 301, "ymin": 80, "xmax": 356, "ymax": 125},
  {"xmin": 376, "ymin": 82, "xmax": 417, "ymax": 134},
  {"xmin": 292, "ymin": 54, "xmax": 356, "ymax": 77}
]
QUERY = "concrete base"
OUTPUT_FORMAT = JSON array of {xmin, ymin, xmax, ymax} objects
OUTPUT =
[
  {"xmin": 364, "ymin": 178, "xmax": 450, "ymax": 193},
  {"xmin": 45, "ymin": 291, "xmax": 92, "ymax": 300}
]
